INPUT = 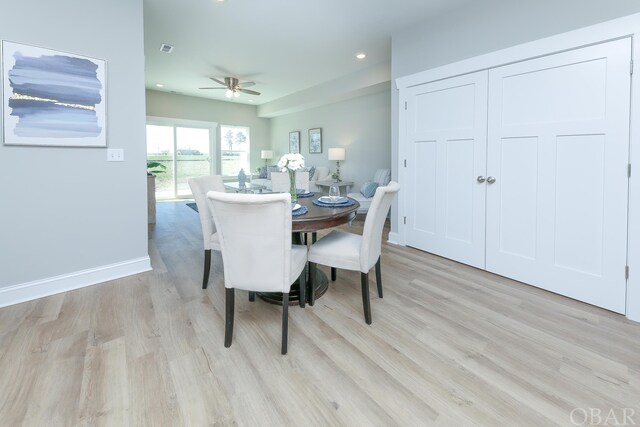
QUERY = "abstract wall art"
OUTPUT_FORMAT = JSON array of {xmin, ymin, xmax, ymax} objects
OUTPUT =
[{"xmin": 2, "ymin": 41, "xmax": 107, "ymax": 147}]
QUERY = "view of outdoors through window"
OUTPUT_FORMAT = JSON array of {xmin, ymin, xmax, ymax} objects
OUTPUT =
[
  {"xmin": 147, "ymin": 124, "xmax": 212, "ymax": 199},
  {"xmin": 221, "ymin": 125, "xmax": 250, "ymax": 176}
]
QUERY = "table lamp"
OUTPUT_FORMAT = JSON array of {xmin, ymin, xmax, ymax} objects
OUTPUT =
[
  {"xmin": 261, "ymin": 150, "xmax": 273, "ymax": 167},
  {"xmin": 328, "ymin": 147, "xmax": 346, "ymax": 182}
]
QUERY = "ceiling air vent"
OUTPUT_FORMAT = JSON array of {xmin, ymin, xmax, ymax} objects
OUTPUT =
[{"xmin": 159, "ymin": 43, "xmax": 174, "ymax": 54}]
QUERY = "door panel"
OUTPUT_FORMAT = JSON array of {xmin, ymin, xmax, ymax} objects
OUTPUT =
[
  {"xmin": 405, "ymin": 71, "xmax": 488, "ymax": 268},
  {"xmin": 486, "ymin": 38, "xmax": 630, "ymax": 313},
  {"xmin": 497, "ymin": 136, "xmax": 539, "ymax": 260},
  {"xmin": 554, "ymin": 134, "xmax": 605, "ymax": 276},
  {"xmin": 445, "ymin": 139, "xmax": 475, "ymax": 243},
  {"xmin": 413, "ymin": 141, "xmax": 437, "ymax": 235}
]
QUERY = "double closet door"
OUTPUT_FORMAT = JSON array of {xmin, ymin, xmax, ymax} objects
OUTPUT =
[{"xmin": 404, "ymin": 38, "xmax": 631, "ymax": 313}]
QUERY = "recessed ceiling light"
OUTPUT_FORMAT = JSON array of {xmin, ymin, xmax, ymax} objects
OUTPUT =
[
  {"xmin": 248, "ymin": 99, "xmax": 254, "ymax": 102},
  {"xmin": 155, "ymin": 83, "xmax": 164, "ymax": 88},
  {"xmin": 159, "ymin": 43, "xmax": 173, "ymax": 54},
  {"xmin": 356, "ymin": 52, "xmax": 367, "ymax": 60}
]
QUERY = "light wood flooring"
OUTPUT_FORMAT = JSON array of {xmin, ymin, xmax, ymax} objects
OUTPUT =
[{"xmin": 1, "ymin": 200, "xmax": 639, "ymax": 426}]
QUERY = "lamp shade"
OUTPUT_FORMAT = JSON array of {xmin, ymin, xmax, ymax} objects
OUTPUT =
[
  {"xmin": 261, "ymin": 150, "xmax": 273, "ymax": 160},
  {"xmin": 328, "ymin": 147, "xmax": 346, "ymax": 161}
]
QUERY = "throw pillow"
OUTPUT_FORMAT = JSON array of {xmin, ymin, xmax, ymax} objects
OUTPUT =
[
  {"xmin": 360, "ymin": 181, "xmax": 378, "ymax": 198},
  {"xmin": 308, "ymin": 166, "xmax": 316, "ymax": 180},
  {"xmin": 267, "ymin": 165, "xmax": 280, "ymax": 180},
  {"xmin": 373, "ymin": 169, "xmax": 391, "ymax": 186},
  {"xmin": 259, "ymin": 166, "xmax": 268, "ymax": 179}
]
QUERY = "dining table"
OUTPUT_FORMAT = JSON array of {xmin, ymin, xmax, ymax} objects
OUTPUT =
[{"xmin": 257, "ymin": 192, "xmax": 360, "ymax": 306}]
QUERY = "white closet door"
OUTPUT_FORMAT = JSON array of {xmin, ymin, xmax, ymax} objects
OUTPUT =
[
  {"xmin": 405, "ymin": 71, "xmax": 488, "ymax": 268},
  {"xmin": 486, "ymin": 38, "xmax": 631, "ymax": 313}
]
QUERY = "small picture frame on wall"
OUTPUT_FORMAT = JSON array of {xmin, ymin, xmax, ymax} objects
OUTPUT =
[
  {"xmin": 308, "ymin": 128, "xmax": 322, "ymax": 153},
  {"xmin": 289, "ymin": 131, "xmax": 300, "ymax": 153}
]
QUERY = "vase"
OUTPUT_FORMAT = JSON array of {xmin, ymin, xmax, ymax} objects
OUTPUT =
[{"xmin": 288, "ymin": 169, "xmax": 297, "ymax": 203}]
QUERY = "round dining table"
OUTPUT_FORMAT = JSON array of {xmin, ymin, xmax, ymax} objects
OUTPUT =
[{"xmin": 257, "ymin": 193, "xmax": 360, "ymax": 306}]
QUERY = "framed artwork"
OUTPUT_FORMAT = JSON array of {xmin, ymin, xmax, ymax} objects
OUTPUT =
[
  {"xmin": 308, "ymin": 128, "xmax": 322, "ymax": 153},
  {"xmin": 2, "ymin": 40, "xmax": 107, "ymax": 147},
  {"xmin": 289, "ymin": 131, "xmax": 300, "ymax": 154}
]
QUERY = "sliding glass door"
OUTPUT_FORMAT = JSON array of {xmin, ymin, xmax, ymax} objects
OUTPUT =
[{"xmin": 146, "ymin": 118, "xmax": 216, "ymax": 199}]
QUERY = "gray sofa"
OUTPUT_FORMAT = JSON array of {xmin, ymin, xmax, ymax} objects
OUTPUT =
[{"xmin": 347, "ymin": 169, "xmax": 391, "ymax": 214}]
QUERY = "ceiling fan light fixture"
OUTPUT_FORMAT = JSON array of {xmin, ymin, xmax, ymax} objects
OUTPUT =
[
  {"xmin": 225, "ymin": 89, "xmax": 233, "ymax": 98},
  {"xmin": 234, "ymin": 91, "xmax": 240, "ymax": 98}
]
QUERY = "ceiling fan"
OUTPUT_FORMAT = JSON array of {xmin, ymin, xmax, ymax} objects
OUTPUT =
[{"xmin": 199, "ymin": 77, "xmax": 261, "ymax": 98}]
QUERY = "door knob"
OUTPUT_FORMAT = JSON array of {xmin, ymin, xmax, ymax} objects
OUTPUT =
[
  {"xmin": 477, "ymin": 176, "xmax": 486, "ymax": 183},
  {"xmin": 487, "ymin": 176, "xmax": 496, "ymax": 184}
]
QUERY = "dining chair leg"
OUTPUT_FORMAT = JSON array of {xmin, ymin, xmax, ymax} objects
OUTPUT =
[
  {"xmin": 248, "ymin": 291, "xmax": 256, "ymax": 302},
  {"xmin": 312, "ymin": 232, "xmax": 317, "ymax": 243},
  {"xmin": 202, "ymin": 250, "xmax": 212, "ymax": 289},
  {"xmin": 299, "ymin": 266, "xmax": 306, "ymax": 308},
  {"xmin": 281, "ymin": 293, "xmax": 289, "ymax": 355},
  {"xmin": 331, "ymin": 267, "xmax": 337, "ymax": 281},
  {"xmin": 308, "ymin": 262, "xmax": 317, "ymax": 306},
  {"xmin": 360, "ymin": 272, "xmax": 372, "ymax": 325},
  {"xmin": 375, "ymin": 257, "xmax": 383, "ymax": 298},
  {"xmin": 224, "ymin": 288, "xmax": 235, "ymax": 347}
]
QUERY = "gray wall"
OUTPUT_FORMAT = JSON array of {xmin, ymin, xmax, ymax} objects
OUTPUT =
[
  {"xmin": 389, "ymin": 0, "xmax": 640, "ymax": 234},
  {"xmin": 392, "ymin": 0, "xmax": 640, "ymax": 78},
  {"xmin": 146, "ymin": 90, "xmax": 271, "ymax": 173},
  {"xmin": 270, "ymin": 88, "xmax": 391, "ymax": 192},
  {"xmin": 0, "ymin": 0, "xmax": 147, "ymax": 288}
]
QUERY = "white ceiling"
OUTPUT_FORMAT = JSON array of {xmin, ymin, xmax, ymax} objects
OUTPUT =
[{"xmin": 143, "ymin": 0, "xmax": 472, "ymax": 105}]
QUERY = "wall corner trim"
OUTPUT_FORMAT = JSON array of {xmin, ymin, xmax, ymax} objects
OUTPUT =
[
  {"xmin": 387, "ymin": 232, "xmax": 403, "ymax": 246},
  {"xmin": 0, "ymin": 257, "xmax": 152, "ymax": 308}
]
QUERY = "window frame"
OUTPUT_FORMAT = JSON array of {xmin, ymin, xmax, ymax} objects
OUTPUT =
[
  {"xmin": 146, "ymin": 116, "xmax": 217, "ymax": 199},
  {"xmin": 220, "ymin": 124, "xmax": 251, "ymax": 178}
]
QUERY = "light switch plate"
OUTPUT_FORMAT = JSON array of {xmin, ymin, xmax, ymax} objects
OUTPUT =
[{"xmin": 107, "ymin": 148, "xmax": 124, "ymax": 162}]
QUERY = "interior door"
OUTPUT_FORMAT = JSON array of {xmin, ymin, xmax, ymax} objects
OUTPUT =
[
  {"xmin": 404, "ymin": 71, "xmax": 488, "ymax": 268},
  {"xmin": 485, "ymin": 38, "xmax": 631, "ymax": 313}
]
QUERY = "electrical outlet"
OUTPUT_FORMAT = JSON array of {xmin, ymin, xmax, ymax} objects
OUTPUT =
[{"xmin": 107, "ymin": 148, "xmax": 124, "ymax": 162}]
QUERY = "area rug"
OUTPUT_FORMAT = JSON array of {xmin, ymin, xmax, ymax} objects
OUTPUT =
[{"xmin": 186, "ymin": 202, "xmax": 198, "ymax": 212}]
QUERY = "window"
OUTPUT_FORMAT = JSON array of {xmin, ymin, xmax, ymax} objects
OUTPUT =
[
  {"xmin": 146, "ymin": 117, "xmax": 216, "ymax": 199},
  {"xmin": 220, "ymin": 125, "xmax": 250, "ymax": 176}
]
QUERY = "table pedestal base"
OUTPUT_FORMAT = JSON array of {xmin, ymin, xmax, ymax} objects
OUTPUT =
[{"xmin": 257, "ymin": 269, "xmax": 328, "ymax": 306}]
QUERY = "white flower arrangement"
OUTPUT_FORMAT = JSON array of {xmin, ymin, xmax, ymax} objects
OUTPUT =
[{"xmin": 277, "ymin": 153, "xmax": 305, "ymax": 172}]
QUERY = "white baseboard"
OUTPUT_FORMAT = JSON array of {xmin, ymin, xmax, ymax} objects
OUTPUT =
[{"xmin": 0, "ymin": 257, "xmax": 152, "ymax": 308}]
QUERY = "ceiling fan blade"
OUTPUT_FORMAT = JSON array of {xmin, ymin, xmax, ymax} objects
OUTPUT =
[
  {"xmin": 238, "ymin": 81, "xmax": 255, "ymax": 88},
  {"xmin": 238, "ymin": 88, "xmax": 261, "ymax": 95},
  {"xmin": 209, "ymin": 77, "xmax": 227, "ymax": 86},
  {"xmin": 199, "ymin": 87, "xmax": 226, "ymax": 90}
]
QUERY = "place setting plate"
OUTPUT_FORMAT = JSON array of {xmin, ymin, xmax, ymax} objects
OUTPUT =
[
  {"xmin": 318, "ymin": 196, "xmax": 348, "ymax": 204},
  {"xmin": 313, "ymin": 196, "xmax": 355, "ymax": 208},
  {"xmin": 292, "ymin": 202, "xmax": 308, "ymax": 216}
]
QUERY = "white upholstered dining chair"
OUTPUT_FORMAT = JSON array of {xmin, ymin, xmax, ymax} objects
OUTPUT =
[
  {"xmin": 295, "ymin": 171, "xmax": 310, "ymax": 192},
  {"xmin": 308, "ymin": 181, "xmax": 400, "ymax": 324},
  {"xmin": 270, "ymin": 171, "xmax": 290, "ymax": 193},
  {"xmin": 206, "ymin": 191, "xmax": 308, "ymax": 354},
  {"xmin": 188, "ymin": 175, "xmax": 226, "ymax": 289}
]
